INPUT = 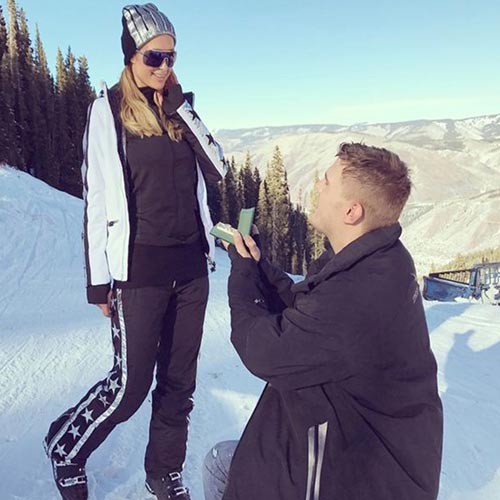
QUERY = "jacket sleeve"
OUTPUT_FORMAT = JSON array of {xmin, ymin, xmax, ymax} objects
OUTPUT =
[
  {"xmin": 227, "ymin": 247, "xmax": 355, "ymax": 392},
  {"xmin": 81, "ymin": 99, "xmax": 111, "ymax": 304},
  {"xmin": 258, "ymin": 257, "xmax": 295, "ymax": 311},
  {"xmin": 162, "ymin": 84, "xmax": 228, "ymax": 184}
]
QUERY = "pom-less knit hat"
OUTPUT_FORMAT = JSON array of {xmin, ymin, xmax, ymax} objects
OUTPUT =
[{"xmin": 121, "ymin": 3, "xmax": 176, "ymax": 65}]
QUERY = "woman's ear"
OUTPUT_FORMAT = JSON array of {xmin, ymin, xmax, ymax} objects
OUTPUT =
[{"xmin": 130, "ymin": 52, "xmax": 139, "ymax": 65}]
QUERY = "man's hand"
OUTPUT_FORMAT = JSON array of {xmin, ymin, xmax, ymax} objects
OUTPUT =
[
  {"xmin": 223, "ymin": 231, "xmax": 261, "ymax": 262},
  {"xmin": 96, "ymin": 290, "xmax": 113, "ymax": 318}
]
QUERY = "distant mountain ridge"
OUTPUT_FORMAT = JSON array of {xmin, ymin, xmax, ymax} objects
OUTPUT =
[{"xmin": 216, "ymin": 113, "xmax": 500, "ymax": 151}]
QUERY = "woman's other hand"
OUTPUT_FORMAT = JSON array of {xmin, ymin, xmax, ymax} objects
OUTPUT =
[{"xmin": 96, "ymin": 290, "xmax": 113, "ymax": 318}]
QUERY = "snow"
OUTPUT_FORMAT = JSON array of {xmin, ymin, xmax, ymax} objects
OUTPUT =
[{"xmin": 1, "ymin": 166, "xmax": 500, "ymax": 499}]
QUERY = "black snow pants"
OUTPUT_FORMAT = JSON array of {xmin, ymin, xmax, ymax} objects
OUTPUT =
[{"xmin": 44, "ymin": 276, "xmax": 209, "ymax": 477}]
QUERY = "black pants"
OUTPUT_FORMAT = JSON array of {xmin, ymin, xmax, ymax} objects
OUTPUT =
[{"xmin": 45, "ymin": 276, "xmax": 209, "ymax": 477}]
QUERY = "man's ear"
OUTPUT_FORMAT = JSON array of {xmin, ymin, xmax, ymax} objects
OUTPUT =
[{"xmin": 344, "ymin": 202, "xmax": 364, "ymax": 225}]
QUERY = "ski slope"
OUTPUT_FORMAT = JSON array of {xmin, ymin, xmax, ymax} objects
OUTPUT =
[{"xmin": 1, "ymin": 166, "xmax": 499, "ymax": 500}]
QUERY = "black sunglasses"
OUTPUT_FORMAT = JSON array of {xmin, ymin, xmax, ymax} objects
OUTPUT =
[{"xmin": 137, "ymin": 49, "xmax": 177, "ymax": 68}]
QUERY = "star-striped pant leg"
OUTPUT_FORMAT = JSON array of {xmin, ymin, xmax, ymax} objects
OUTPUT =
[{"xmin": 45, "ymin": 286, "xmax": 172, "ymax": 463}]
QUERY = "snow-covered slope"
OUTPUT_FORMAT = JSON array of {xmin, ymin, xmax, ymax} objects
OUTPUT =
[{"xmin": 1, "ymin": 167, "xmax": 500, "ymax": 500}]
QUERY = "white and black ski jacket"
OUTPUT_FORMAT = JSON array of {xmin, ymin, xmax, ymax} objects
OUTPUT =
[{"xmin": 81, "ymin": 83, "xmax": 228, "ymax": 303}]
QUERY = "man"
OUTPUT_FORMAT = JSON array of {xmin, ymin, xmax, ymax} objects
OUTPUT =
[{"xmin": 204, "ymin": 143, "xmax": 443, "ymax": 500}]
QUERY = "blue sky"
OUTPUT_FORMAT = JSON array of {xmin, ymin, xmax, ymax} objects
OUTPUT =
[{"xmin": 8, "ymin": 0, "xmax": 500, "ymax": 129}]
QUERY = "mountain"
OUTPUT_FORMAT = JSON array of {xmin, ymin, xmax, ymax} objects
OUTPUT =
[{"xmin": 216, "ymin": 114, "xmax": 500, "ymax": 273}]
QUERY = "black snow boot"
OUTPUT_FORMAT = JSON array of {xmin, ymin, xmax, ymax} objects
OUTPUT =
[
  {"xmin": 145, "ymin": 471, "xmax": 191, "ymax": 499},
  {"xmin": 51, "ymin": 460, "xmax": 88, "ymax": 500}
]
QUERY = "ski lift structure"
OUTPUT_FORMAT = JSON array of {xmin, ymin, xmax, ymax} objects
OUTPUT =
[{"xmin": 423, "ymin": 261, "xmax": 500, "ymax": 305}]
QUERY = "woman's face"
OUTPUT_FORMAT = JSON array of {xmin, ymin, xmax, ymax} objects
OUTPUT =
[{"xmin": 130, "ymin": 34, "xmax": 175, "ymax": 91}]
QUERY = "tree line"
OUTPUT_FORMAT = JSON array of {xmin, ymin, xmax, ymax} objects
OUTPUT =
[
  {"xmin": 0, "ymin": 0, "xmax": 327, "ymax": 275},
  {"xmin": 430, "ymin": 247, "xmax": 500, "ymax": 273},
  {"xmin": 0, "ymin": 0, "xmax": 95, "ymax": 197},
  {"xmin": 208, "ymin": 146, "xmax": 326, "ymax": 275}
]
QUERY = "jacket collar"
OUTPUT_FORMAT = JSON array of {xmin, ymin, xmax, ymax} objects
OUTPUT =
[{"xmin": 293, "ymin": 223, "xmax": 402, "ymax": 292}]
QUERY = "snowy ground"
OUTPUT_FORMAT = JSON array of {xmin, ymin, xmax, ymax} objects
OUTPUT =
[{"xmin": 1, "ymin": 166, "xmax": 499, "ymax": 500}]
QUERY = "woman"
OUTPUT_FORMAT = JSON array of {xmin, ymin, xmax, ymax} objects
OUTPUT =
[{"xmin": 44, "ymin": 4, "xmax": 227, "ymax": 500}]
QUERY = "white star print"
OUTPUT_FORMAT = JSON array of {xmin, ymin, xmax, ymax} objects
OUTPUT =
[
  {"xmin": 98, "ymin": 394, "xmax": 109, "ymax": 406},
  {"xmin": 68, "ymin": 425, "xmax": 81, "ymax": 440},
  {"xmin": 55, "ymin": 443, "xmax": 67, "ymax": 457},
  {"xmin": 109, "ymin": 378, "xmax": 120, "ymax": 394},
  {"xmin": 114, "ymin": 354, "xmax": 122, "ymax": 367},
  {"xmin": 91, "ymin": 385, "xmax": 102, "ymax": 399},
  {"xmin": 106, "ymin": 371, "xmax": 116, "ymax": 384},
  {"xmin": 82, "ymin": 408, "xmax": 94, "ymax": 424},
  {"xmin": 112, "ymin": 325, "xmax": 120, "ymax": 339}
]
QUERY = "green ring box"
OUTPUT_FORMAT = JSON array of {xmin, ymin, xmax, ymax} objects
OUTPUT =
[{"xmin": 210, "ymin": 207, "xmax": 255, "ymax": 244}]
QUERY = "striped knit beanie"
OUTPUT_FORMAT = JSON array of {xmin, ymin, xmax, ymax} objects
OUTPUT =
[{"xmin": 121, "ymin": 3, "xmax": 176, "ymax": 65}]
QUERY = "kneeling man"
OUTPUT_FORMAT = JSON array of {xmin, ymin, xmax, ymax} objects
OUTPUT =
[{"xmin": 204, "ymin": 143, "xmax": 443, "ymax": 500}]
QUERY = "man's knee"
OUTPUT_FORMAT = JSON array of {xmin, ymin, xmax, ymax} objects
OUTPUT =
[
  {"xmin": 202, "ymin": 441, "xmax": 238, "ymax": 500},
  {"xmin": 203, "ymin": 440, "xmax": 239, "ymax": 476}
]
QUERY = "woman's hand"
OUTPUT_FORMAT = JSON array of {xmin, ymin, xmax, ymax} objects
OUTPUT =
[{"xmin": 96, "ymin": 290, "xmax": 113, "ymax": 318}]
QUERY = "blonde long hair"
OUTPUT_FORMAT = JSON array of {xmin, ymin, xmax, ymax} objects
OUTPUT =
[{"xmin": 118, "ymin": 65, "xmax": 182, "ymax": 141}]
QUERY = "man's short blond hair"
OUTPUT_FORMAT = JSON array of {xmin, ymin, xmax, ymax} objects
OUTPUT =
[{"xmin": 337, "ymin": 142, "xmax": 411, "ymax": 228}]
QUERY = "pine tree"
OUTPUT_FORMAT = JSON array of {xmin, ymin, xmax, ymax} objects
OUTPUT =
[
  {"xmin": 34, "ymin": 24, "xmax": 56, "ymax": 184},
  {"xmin": 18, "ymin": 8, "xmax": 42, "ymax": 175},
  {"xmin": 0, "ymin": 63, "xmax": 17, "ymax": 166},
  {"xmin": 238, "ymin": 151, "xmax": 258, "ymax": 208},
  {"xmin": 0, "ymin": 5, "xmax": 12, "ymax": 162},
  {"xmin": 6, "ymin": 0, "xmax": 26, "ymax": 168},
  {"xmin": 58, "ymin": 47, "xmax": 80, "ymax": 195},
  {"xmin": 221, "ymin": 157, "xmax": 240, "ymax": 227},
  {"xmin": 307, "ymin": 170, "xmax": 327, "ymax": 261},
  {"xmin": 34, "ymin": 24, "xmax": 48, "ymax": 75},
  {"xmin": 77, "ymin": 56, "xmax": 95, "ymax": 111},
  {"xmin": 266, "ymin": 146, "xmax": 292, "ymax": 270},
  {"xmin": 51, "ymin": 46, "xmax": 95, "ymax": 195},
  {"xmin": 6, "ymin": 0, "xmax": 17, "ymax": 65},
  {"xmin": 207, "ymin": 181, "xmax": 223, "ymax": 223},
  {"xmin": 290, "ymin": 205, "xmax": 311, "ymax": 275},
  {"xmin": 52, "ymin": 47, "xmax": 70, "ymax": 189},
  {"xmin": 55, "ymin": 47, "xmax": 66, "ymax": 91},
  {"xmin": 256, "ymin": 177, "xmax": 271, "ymax": 256},
  {"xmin": 0, "ymin": 5, "xmax": 6, "ymax": 62},
  {"xmin": 253, "ymin": 166, "xmax": 261, "ymax": 203}
]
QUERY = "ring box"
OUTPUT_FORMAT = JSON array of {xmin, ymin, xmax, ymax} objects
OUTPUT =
[{"xmin": 210, "ymin": 207, "xmax": 255, "ymax": 244}]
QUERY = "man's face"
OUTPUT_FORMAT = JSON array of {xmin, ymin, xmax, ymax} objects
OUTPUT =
[{"xmin": 309, "ymin": 159, "xmax": 352, "ymax": 237}]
